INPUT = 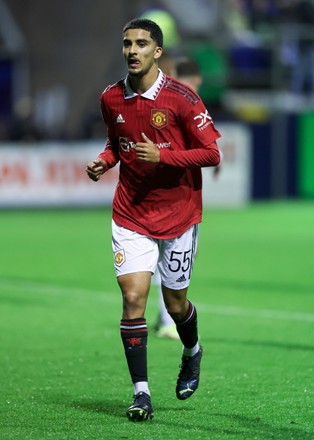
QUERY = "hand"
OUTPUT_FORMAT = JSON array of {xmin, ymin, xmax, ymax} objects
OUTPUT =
[
  {"xmin": 135, "ymin": 133, "xmax": 160, "ymax": 163},
  {"xmin": 85, "ymin": 158, "xmax": 107, "ymax": 181}
]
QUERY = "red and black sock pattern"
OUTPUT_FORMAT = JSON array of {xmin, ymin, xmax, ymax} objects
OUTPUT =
[
  {"xmin": 173, "ymin": 301, "xmax": 198, "ymax": 349},
  {"xmin": 120, "ymin": 318, "xmax": 148, "ymax": 384}
]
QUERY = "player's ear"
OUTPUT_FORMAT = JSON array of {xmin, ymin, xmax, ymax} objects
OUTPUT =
[{"xmin": 154, "ymin": 46, "xmax": 163, "ymax": 60}]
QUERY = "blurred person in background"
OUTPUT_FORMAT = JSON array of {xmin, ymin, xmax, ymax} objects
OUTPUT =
[
  {"xmin": 139, "ymin": 2, "xmax": 182, "ymax": 75},
  {"xmin": 287, "ymin": 0, "xmax": 314, "ymax": 97},
  {"xmin": 153, "ymin": 57, "xmax": 222, "ymax": 340},
  {"xmin": 277, "ymin": 0, "xmax": 314, "ymax": 103},
  {"xmin": 153, "ymin": 57, "xmax": 212, "ymax": 340},
  {"xmin": 86, "ymin": 18, "xmax": 221, "ymax": 421},
  {"xmin": 174, "ymin": 58, "xmax": 203, "ymax": 92}
]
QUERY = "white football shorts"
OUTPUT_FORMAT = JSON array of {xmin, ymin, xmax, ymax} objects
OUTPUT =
[{"xmin": 112, "ymin": 220, "xmax": 199, "ymax": 290}]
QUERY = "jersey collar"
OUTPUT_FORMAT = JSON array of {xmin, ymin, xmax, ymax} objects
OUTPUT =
[{"xmin": 124, "ymin": 69, "xmax": 166, "ymax": 101}]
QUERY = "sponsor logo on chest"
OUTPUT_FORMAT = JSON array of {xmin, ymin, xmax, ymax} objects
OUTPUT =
[{"xmin": 119, "ymin": 137, "xmax": 171, "ymax": 152}]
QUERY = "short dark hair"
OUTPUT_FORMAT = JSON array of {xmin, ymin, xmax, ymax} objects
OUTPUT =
[
  {"xmin": 123, "ymin": 18, "xmax": 163, "ymax": 48},
  {"xmin": 176, "ymin": 59, "xmax": 201, "ymax": 77}
]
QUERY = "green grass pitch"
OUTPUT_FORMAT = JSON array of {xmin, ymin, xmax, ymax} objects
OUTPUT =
[{"xmin": 0, "ymin": 202, "xmax": 313, "ymax": 439}]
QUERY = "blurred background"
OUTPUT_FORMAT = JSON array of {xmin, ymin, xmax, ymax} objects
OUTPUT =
[{"xmin": 1, "ymin": 0, "xmax": 314, "ymax": 208}]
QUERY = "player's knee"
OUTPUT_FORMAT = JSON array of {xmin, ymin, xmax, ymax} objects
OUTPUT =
[
  {"xmin": 123, "ymin": 290, "xmax": 141, "ymax": 307},
  {"xmin": 165, "ymin": 298, "xmax": 188, "ymax": 320},
  {"xmin": 122, "ymin": 291, "xmax": 146, "ymax": 317}
]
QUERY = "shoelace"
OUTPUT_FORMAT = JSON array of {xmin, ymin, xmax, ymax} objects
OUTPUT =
[{"xmin": 133, "ymin": 393, "xmax": 150, "ymax": 407}]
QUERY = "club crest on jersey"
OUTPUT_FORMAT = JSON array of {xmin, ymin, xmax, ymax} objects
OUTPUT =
[
  {"xmin": 114, "ymin": 249, "xmax": 125, "ymax": 266},
  {"xmin": 151, "ymin": 109, "xmax": 168, "ymax": 130}
]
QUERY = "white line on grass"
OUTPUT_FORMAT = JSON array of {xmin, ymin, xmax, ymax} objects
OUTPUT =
[
  {"xmin": 1, "ymin": 278, "xmax": 314, "ymax": 323},
  {"xmin": 196, "ymin": 303, "xmax": 314, "ymax": 323},
  {"xmin": 0, "ymin": 278, "xmax": 121, "ymax": 304}
]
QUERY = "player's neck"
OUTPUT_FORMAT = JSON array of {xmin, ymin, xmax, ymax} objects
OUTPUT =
[{"xmin": 129, "ymin": 65, "xmax": 159, "ymax": 95}]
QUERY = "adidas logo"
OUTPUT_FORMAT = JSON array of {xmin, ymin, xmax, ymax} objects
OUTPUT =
[
  {"xmin": 176, "ymin": 274, "xmax": 186, "ymax": 283},
  {"xmin": 116, "ymin": 114, "xmax": 125, "ymax": 123}
]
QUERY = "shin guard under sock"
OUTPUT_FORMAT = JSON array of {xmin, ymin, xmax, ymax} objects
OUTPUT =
[
  {"xmin": 120, "ymin": 318, "xmax": 148, "ymax": 383},
  {"xmin": 173, "ymin": 301, "xmax": 198, "ymax": 349}
]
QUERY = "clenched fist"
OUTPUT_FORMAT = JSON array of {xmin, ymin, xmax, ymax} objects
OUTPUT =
[{"xmin": 86, "ymin": 158, "xmax": 107, "ymax": 181}]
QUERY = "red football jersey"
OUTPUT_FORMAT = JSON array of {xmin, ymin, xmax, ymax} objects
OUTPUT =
[{"xmin": 98, "ymin": 70, "xmax": 221, "ymax": 239}]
